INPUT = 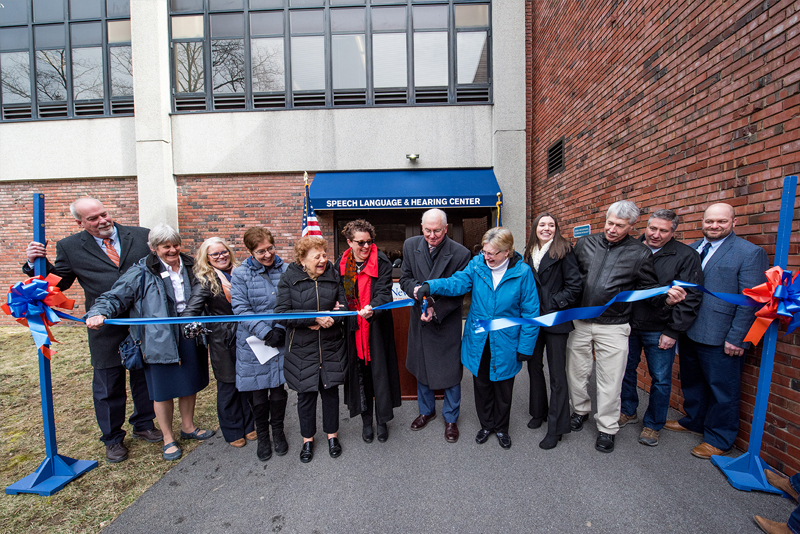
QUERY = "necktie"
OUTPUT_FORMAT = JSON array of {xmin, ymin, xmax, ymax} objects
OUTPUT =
[
  {"xmin": 699, "ymin": 242, "xmax": 712, "ymax": 263},
  {"xmin": 103, "ymin": 238, "xmax": 120, "ymax": 266}
]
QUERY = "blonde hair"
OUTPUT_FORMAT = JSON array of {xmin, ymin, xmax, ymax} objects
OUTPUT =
[
  {"xmin": 194, "ymin": 237, "xmax": 240, "ymax": 296},
  {"xmin": 294, "ymin": 236, "xmax": 327, "ymax": 264},
  {"xmin": 482, "ymin": 227, "xmax": 514, "ymax": 255}
]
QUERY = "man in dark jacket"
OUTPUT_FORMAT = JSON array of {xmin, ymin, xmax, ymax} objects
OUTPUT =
[
  {"xmin": 400, "ymin": 209, "xmax": 471, "ymax": 443},
  {"xmin": 619, "ymin": 209, "xmax": 703, "ymax": 447},
  {"xmin": 567, "ymin": 200, "xmax": 686, "ymax": 453},
  {"xmin": 24, "ymin": 197, "xmax": 159, "ymax": 463}
]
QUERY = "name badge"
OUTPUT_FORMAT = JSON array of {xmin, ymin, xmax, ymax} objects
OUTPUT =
[{"xmin": 161, "ymin": 271, "xmax": 170, "ymax": 279}]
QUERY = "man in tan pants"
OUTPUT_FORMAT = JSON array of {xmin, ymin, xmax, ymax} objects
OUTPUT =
[{"xmin": 567, "ymin": 200, "xmax": 686, "ymax": 453}]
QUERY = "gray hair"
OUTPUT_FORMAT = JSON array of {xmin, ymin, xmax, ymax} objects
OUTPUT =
[
  {"xmin": 69, "ymin": 197, "xmax": 103, "ymax": 221},
  {"xmin": 649, "ymin": 209, "xmax": 679, "ymax": 231},
  {"xmin": 148, "ymin": 223, "xmax": 181, "ymax": 249},
  {"xmin": 482, "ymin": 227, "xmax": 514, "ymax": 255},
  {"xmin": 421, "ymin": 208, "xmax": 447, "ymax": 227},
  {"xmin": 607, "ymin": 200, "xmax": 640, "ymax": 224}
]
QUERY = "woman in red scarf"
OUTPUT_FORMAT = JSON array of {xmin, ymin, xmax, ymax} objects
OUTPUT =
[{"xmin": 339, "ymin": 219, "xmax": 402, "ymax": 443}]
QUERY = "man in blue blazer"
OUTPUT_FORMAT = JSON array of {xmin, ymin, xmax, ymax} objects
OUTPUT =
[{"xmin": 665, "ymin": 203, "xmax": 768, "ymax": 458}]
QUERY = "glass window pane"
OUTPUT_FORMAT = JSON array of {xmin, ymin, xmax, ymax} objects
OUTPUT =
[
  {"xmin": 70, "ymin": 0, "xmax": 102, "ymax": 19},
  {"xmin": 290, "ymin": 10, "xmax": 323, "ymax": 34},
  {"xmin": 72, "ymin": 46, "xmax": 103, "ymax": 99},
  {"xmin": 332, "ymin": 34, "xmax": 365, "ymax": 90},
  {"xmin": 174, "ymin": 41, "xmax": 204, "ymax": 92},
  {"xmin": 172, "ymin": 15, "xmax": 204, "ymax": 39},
  {"xmin": 0, "ymin": 27, "xmax": 28, "ymax": 51},
  {"xmin": 108, "ymin": 20, "xmax": 131, "ymax": 43},
  {"xmin": 35, "ymin": 25, "xmax": 65, "ymax": 48},
  {"xmin": 107, "ymin": 0, "xmax": 131, "ymax": 18},
  {"xmin": 1, "ymin": 51, "xmax": 32, "ymax": 103},
  {"xmin": 413, "ymin": 5, "xmax": 447, "ymax": 30},
  {"xmin": 34, "ymin": 0, "xmax": 64, "ymax": 23},
  {"xmin": 455, "ymin": 4, "xmax": 489, "ymax": 28},
  {"xmin": 331, "ymin": 0, "xmax": 363, "ymax": 4},
  {"xmin": 211, "ymin": 38, "xmax": 244, "ymax": 93},
  {"xmin": 372, "ymin": 32, "xmax": 405, "ymax": 88},
  {"xmin": 250, "ymin": 0, "xmax": 283, "ymax": 8},
  {"xmin": 331, "ymin": 8, "xmax": 364, "ymax": 32},
  {"xmin": 210, "ymin": 0, "xmax": 243, "ymax": 10},
  {"xmin": 251, "ymin": 11, "xmax": 283, "ymax": 36},
  {"xmin": 290, "ymin": 35, "xmax": 323, "ymax": 90},
  {"xmin": 290, "ymin": 0, "xmax": 322, "ymax": 6},
  {"xmin": 211, "ymin": 13, "xmax": 243, "ymax": 38},
  {"xmin": 372, "ymin": 7, "xmax": 405, "ymax": 31},
  {"xmin": 71, "ymin": 22, "xmax": 102, "ymax": 46},
  {"xmin": 0, "ymin": 0, "xmax": 30, "ymax": 25},
  {"xmin": 457, "ymin": 31, "xmax": 487, "ymax": 84},
  {"xmin": 109, "ymin": 45, "xmax": 133, "ymax": 96},
  {"xmin": 35, "ymin": 48, "xmax": 67, "ymax": 100},
  {"xmin": 170, "ymin": 0, "xmax": 203, "ymax": 12},
  {"xmin": 414, "ymin": 31, "xmax": 446, "ymax": 86},
  {"xmin": 251, "ymin": 37, "xmax": 284, "ymax": 92}
]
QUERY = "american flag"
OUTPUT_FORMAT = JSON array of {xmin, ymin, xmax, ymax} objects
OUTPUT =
[{"xmin": 302, "ymin": 178, "xmax": 322, "ymax": 237}]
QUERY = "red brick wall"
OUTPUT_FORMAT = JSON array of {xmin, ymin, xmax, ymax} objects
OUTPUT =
[{"xmin": 529, "ymin": 0, "xmax": 800, "ymax": 474}]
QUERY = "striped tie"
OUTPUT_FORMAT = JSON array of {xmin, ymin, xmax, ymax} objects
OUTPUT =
[{"xmin": 103, "ymin": 238, "xmax": 120, "ymax": 266}]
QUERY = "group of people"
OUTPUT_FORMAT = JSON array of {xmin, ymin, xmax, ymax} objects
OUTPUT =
[{"xmin": 22, "ymin": 198, "xmax": 771, "ymax": 470}]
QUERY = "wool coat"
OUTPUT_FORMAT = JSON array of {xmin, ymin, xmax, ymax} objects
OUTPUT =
[
  {"xmin": 399, "ymin": 235, "xmax": 471, "ymax": 390},
  {"xmin": 525, "ymin": 247, "xmax": 582, "ymax": 335},
  {"xmin": 230, "ymin": 256, "xmax": 287, "ymax": 392},
  {"xmin": 274, "ymin": 261, "xmax": 348, "ymax": 393}
]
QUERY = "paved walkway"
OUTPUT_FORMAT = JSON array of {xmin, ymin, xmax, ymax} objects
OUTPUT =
[{"xmin": 103, "ymin": 369, "xmax": 796, "ymax": 534}]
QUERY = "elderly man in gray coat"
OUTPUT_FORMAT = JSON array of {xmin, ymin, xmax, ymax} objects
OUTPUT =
[{"xmin": 400, "ymin": 209, "xmax": 471, "ymax": 443}]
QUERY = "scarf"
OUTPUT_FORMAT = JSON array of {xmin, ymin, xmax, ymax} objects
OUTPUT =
[
  {"xmin": 530, "ymin": 240, "xmax": 552, "ymax": 271},
  {"xmin": 339, "ymin": 244, "xmax": 378, "ymax": 362},
  {"xmin": 213, "ymin": 268, "xmax": 232, "ymax": 303}
]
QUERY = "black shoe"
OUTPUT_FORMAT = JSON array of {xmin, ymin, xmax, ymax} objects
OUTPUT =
[
  {"xmin": 256, "ymin": 432, "xmax": 272, "ymax": 462},
  {"xmin": 570, "ymin": 412, "xmax": 590, "ymax": 432},
  {"xmin": 272, "ymin": 428, "xmax": 288, "ymax": 456},
  {"xmin": 595, "ymin": 432, "xmax": 615, "ymax": 453},
  {"xmin": 362, "ymin": 424, "xmax": 374, "ymax": 443},
  {"xmin": 539, "ymin": 434, "xmax": 562, "ymax": 450},
  {"xmin": 300, "ymin": 441, "xmax": 314, "ymax": 463},
  {"xmin": 475, "ymin": 428, "xmax": 492, "ymax": 444},
  {"xmin": 496, "ymin": 432, "xmax": 512, "ymax": 449},
  {"xmin": 527, "ymin": 417, "xmax": 546, "ymax": 430},
  {"xmin": 328, "ymin": 437, "xmax": 342, "ymax": 458},
  {"xmin": 105, "ymin": 442, "xmax": 129, "ymax": 463},
  {"xmin": 376, "ymin": 423, "xmax": 388, "ymax": 443}
]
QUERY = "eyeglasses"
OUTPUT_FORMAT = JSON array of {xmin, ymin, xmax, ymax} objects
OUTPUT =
[
  {"xmin": 481, "ymin": 249, "xmax": 506, "ymax": 259},
  {"xmin": 253, "ymin": 246, "xmax": 276, "ymax": 256},
  {"xmin": 352, "ymin": 240, "xmax": 373, "ymax": 248},
  {"xmin": 208, "ymin": 250, "xmax": 230, "ymax": 259},
  {"xmin": 422, "ymin": 228, "xmax": 445, "ymax": 236}
]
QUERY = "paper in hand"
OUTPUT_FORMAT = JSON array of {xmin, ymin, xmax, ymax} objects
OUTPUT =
[{"xmin": 246, "ymin": 335, "xmax": 280, "ymax": 365}]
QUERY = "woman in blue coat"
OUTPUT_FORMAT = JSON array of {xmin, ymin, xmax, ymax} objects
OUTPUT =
[{"xmin": 418, "ymin": 227, "xmax": 540, "ymax": 449}]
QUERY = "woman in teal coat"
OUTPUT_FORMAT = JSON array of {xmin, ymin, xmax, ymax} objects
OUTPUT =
[{"xmin": 417, "ymin": 227, "xmax": 540, "ymax": 449}]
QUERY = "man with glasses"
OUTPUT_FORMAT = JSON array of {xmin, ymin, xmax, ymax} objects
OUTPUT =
[
  {"xmin": 23, "ymin": 197, "xmax": 159, "ymax": 463},
  {"xmin": 400, "ymin": 208, "xmax": 471, "ymax": 443}
]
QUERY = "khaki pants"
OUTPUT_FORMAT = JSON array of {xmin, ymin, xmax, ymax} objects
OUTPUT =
[{"xmin": 566, "ymin": 320, "xmax": 631, "ymax": 435}]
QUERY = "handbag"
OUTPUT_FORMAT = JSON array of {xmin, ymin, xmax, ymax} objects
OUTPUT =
[{"xmin": 119, "ymin": 265, "xmax": 147, "ymax": 370}]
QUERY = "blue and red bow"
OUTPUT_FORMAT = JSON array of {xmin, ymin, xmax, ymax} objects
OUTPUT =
[{"xmin": 743, "ymin": 266, "xmax": 800, "ymax": 344}]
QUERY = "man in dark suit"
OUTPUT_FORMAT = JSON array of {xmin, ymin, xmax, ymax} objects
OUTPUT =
[
  {"xmin": 665, "ymin": 202, "xmax": 768, "ymax": 459},
  {"xmin": 24, "ymin": 197, "xmax": 160, "ymax": 463},
  {"xmin": 400, "ymin": 208, "xmax": 471, "ymax": 443}
]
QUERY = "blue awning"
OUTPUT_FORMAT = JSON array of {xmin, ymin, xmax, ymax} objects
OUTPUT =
[{"xmin": 309, "ymin": 169, "xmax": 501, "ymax": 210}]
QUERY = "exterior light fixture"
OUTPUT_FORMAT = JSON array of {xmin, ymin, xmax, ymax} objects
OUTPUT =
[{"xmin": 406, "ymin": 154, "xmax": 419, "ymax": 162}]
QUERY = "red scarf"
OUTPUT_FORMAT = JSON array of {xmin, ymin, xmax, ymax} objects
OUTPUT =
[{"xmin": 339, "ymin": 245, "xmax": 378, "ymax": 362}]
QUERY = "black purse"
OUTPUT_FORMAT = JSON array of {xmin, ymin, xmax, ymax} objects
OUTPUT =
[{"xmin": 119, "ymin": 265, "xmax": 146, "ymax": 370}]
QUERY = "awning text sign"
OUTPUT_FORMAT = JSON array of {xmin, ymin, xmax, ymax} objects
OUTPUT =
[{"xmin": 324, "ymin": 197, "xmax": 485, "ymax": 209}]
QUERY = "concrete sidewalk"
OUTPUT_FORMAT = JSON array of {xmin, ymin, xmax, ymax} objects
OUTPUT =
[{"xmin": 103, "ymin": 369, "xmax": 796, "ymax": 534}]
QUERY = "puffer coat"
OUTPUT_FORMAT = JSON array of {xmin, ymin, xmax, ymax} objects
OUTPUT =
[
  {"xmin": 230, "ymin": 256, "xmax": 287, "ymax": 392},
  {"xmin": 274, "ymin": 261, "xmax": 348, "ymax": 393}
]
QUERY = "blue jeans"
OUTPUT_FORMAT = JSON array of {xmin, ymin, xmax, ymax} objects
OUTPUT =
[
  {"xmin": 621, "ymin": 329, "xmax": 675, "ymax": 431},
  {"xmin": 790, "ymin": 474, "xmax": 800, "ymax": 534},
  {"xmin": 417, "ymin": 381, "xmax": 460, "ymax": 424}
]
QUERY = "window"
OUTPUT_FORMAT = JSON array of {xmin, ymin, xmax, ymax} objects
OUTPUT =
[
  {"xmin": 169, "ymin": 0, "xmax": 491, "ymax": 112},
  {"xmin": 0, "ymin": 0, "xmax": 134, "ymax": 121},
  {"xmin": 547, "ymin": 138, "xmax": 565, "ymax": 177}
]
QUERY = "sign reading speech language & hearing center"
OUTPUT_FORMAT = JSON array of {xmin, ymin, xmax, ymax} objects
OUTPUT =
[{"xmin": 325, "ymin": 197, "xmax": 484, "ymax": 209}]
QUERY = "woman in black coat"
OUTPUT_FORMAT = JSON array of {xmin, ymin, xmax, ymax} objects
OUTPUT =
[
  {"xmin": 522, "ymin": 213, "xmax": 583, "ymax": 449},
  {"xmin": 274, "ymin": 236, "xmax": 348, "ymax": 463},
  {"xmin": 338, "ymin": 219, "xmax": 402, "ymax": 444}
]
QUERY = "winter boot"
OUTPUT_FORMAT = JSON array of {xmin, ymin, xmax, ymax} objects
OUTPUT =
[
  {"xmin": 251, "ymin": 400, "xmax": 272, "ymax": 461},
  {"xmin": 270, "ymin": 396, "xmax": 289, "ymax": 456}
]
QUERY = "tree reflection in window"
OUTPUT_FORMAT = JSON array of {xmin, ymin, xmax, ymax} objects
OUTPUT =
[
  {"xmin": 1, "ymin": 52, "xmax": 33, "ymax": 103},
  {"xmin": 211, "ymin": 39, "xmax": 244, "ymax": 93},
  {"xmin": 175, "ymin": 41, "xmax": 204, "ymax": 93},
  {"xmin": 110, "ymin": 46, "xmax": 133, "ymax": 96},
  {"xmin": 251, "ymin": 38, "xmax": 284, "ymax": 92},
  {"xmin": 36, "ymin": 49, "xmax": 68, "ymax": 101},
  {"xmin": 72, "ymin": 47, "xmax": 104, "ymax": 100}
]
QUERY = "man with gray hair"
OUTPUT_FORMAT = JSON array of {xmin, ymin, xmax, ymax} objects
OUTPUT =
[
  {"xmin": 619, "ymin": 209, "xmax": 703, "ymax": 447},
  {"xmin": 567, "ymin": 200, "xmax": 687, "ymax": 453}
]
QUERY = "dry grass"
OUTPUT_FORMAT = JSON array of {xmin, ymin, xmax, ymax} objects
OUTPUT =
[{"xmin": 0, "ymin": 326, "xmax": 219, "ymax": 534}]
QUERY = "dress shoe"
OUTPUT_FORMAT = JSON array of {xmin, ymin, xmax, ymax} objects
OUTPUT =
[
  {"xmin": 691, "ymin": 441, "xmax": 729, "ymax": 459},
  {"xmin": 410, "ymin": 412, "xmax": 436, "ymax": 430},
  {"xmin": 106, "ymin": 442, "xmax": 128, "ymax": 463},
  {"xmin": 664, "ymin": 420, "xmax": 702, "ymax": 436},
  {"xmin": 328, "ymin": 437, "xmax": 342, "ymax": 458},
  {"xmin": 527, "ymin": 417, "xmax": 545, "ymax": 430},
  {"xmin": 362, "ymin": 424, "xmax": 374, "ymax": 443},
  {"xmin": 444, "ymin": 423, "xmax": 459, "ymax": 443},
  {"xmin": 132, "ymin": 428, "xmax": 163, "ymax": 443},
  {"xmin": 754, "ymin": 516, "xmax": 792, "ymax": 534},
  {"xmin": 570, "ymin": 412, "xmax": 590, "ymax": 432},
  {"xmin": 764, "ymin": 469, "xmax": 799, "ymax": 501},
  {"xmin": 539, "ymin": 434, "xmax": 562, "ymax": 450},
  {"xmin": 230, "ymin": 438, "xmax": 246, "ymax": 448},
  {"xmin": 300, "ymin": 441, "xmax": 314, "ymax": 463},
  {"xmin": 475, "ymin": 428, "xmax": 492, "ymax": 444},
  {"xmin": 246, "ymin": 430, "xmax": 258, "ymax": 441},
  {"xmin": 376, "ymin": 423, "xmax": 389, "ymax": 442},
  {"xmin": 496, "ymin": 432, "xmax": 512, "ymax": 449},
  {"xmin": 595, "ymin": 432, "xmax": 615, "ymax": 453}
]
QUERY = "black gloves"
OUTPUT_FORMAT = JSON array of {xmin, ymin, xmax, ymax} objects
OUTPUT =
[
  {"xmin": 416, "ymin": 283, "xmax": 431, "ymax": 304},
  {"xmin": 263, "ymin": 328, "xmax": 286, "ymax": 348},
  {"xmin": 516, "ymin": 352, "xmax": 533, "ymax": 362},
  {"xmin": 183, "ymin": 322, "xmax": 211, "ymax": 339}
]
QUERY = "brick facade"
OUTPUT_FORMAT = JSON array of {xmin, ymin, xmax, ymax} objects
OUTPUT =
[{"xmin": 529, "ymin": 0, "xmax": 800, "ymax": 474}]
